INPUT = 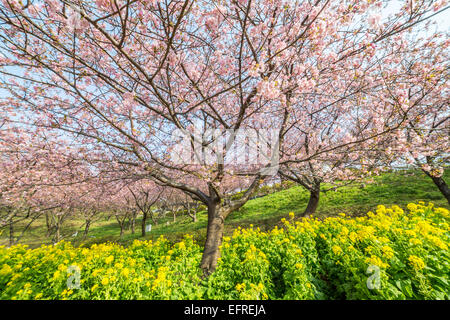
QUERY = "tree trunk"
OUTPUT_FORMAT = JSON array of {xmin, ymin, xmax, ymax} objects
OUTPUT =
[
  {"xmin": 115, "ymin": 215, "xmax": 125, "ymax": 239},
  {"xmin": 9, "ymin": 220, "xmax": 14, "ymax": 247},
  {"xmin": 173, "ymin": 211, "xmax": 176, "ymax": 223},
  {"xmin": 45, "ymin": 213, "xmax": 51, "ymax": 237},
  {"xmin": 83, "ymin": 220, "xmax": 91, "ymax": 240},
  {"xmin": 303, "ymin": 188, "xmax": 320, "ymax": 217},
  {"xmin": 131, "ymin": 214, "xmax": 136, "ymax": 234},
  {"xmin": 141, "ymin": 211, "xmax": 148, "ymax": 237},
  {"xmin": 187, "ymin": 203, "xmax": 197, "ymax": 222},
  {"xmin": 200, "ymin": 202, "xmax": 225, "ymax": 275},
  {"xmin": 54, "ymin": 222, "xmax": 61, "ymax": 243},
  {"xmin": 424, "ymin": 171, "xmax": 450, "ymax": 205}
]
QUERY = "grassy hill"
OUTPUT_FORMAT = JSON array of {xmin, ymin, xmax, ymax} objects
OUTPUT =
[{"xmin": 1, "ymin": 170, "xmax": 449, "ymax": 248}]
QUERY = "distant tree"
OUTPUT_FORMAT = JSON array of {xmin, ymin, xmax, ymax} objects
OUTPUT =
[{"xmin": 128, "ymin": 180, "xmax": 165, "ymax": 236}]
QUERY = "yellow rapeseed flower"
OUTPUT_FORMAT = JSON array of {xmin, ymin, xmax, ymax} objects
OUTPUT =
[
  {"xmin": 104, "ymin": 255, "xmax": 114, "ymax": 264},
  {"xmin": 381, "ymin": 246, "xmax": 394, "ymax": 259},
  {"xmin": 365, "ymin": 255, "xmax": 389, "ymax": 269},
  {"xmin": 121, "ymin": 268, "xmax": 130, "ymax": 278},
  {"xmin": 408, "ymin": 255, "xmax": 425, "ymax": 271},
  {"xmin": 376, "ymin": 205, "xmax": 386, "ymax": 214},
  {"xmin": 0, "ymin": 264, "xmax": 12, "ymax": 276},
  {"xmin": 235, "ymin": 283, "xmax": 246, "ymax": 292},
  {"xmin": 52, "ymin": 270, "xmax": 61, "ymax": 280},
  {"xmin": 332, "ymin": 245, "xmax": 343, "ymax": 255},
  {"xmin": 407, "ymin": 203, "xmax": 417, "ymax": 212},
  {"xmin": 101, "ymin": 277, "xmax": 109, "ymax": 286},
  {"xmin": 92, "ymin": 269, "xmax": 102, "ymax": 277}
]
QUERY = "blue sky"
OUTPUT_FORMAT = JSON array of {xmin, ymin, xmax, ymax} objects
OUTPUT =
[{"xmin": 384, "ymin": 0, "xmax": 450, "ymax": 32}]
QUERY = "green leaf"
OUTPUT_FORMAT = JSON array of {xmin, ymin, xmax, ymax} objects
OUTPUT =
[
  {"xmin": 402, "ymin": 280, "xmax": 414, "ymax": 298},
  {"xmin": 431, "ymin": 276, "xmax": 448, "ymax": 288}
]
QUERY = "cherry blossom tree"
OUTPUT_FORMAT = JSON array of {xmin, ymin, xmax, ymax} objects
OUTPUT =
[
  {"xmin": 158, "ymin": 187, "xmax": 188, "ymax": 223},
  {"xmin": 377, "ymin": 35, "xmax": 449, "ymax": 204},
  {"xmin": 273, "ymin": 4, "xmax": 449, "ymax": 215},
  {"xmin": 75, "ymin": 183, "xmax": 110, "ymax": 240},
  {"xmin": 0, "ymin": 125, "xmax": 86, "ymax": 244},
  {"xmin": 97, "ymin": 181, "xmax": 134, "ymax": 239},
  {"xmin": 128, "ymin": 179, "xmax": 165, "ymax": 236},
  {"xmin": 180, "ymin": 193, "xmax": 201, "ymax": 223}
]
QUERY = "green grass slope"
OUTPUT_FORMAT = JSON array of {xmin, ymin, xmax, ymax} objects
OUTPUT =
[{"xmin": 1, "ymin": 170, "xmax": 448, "ymax": 248}]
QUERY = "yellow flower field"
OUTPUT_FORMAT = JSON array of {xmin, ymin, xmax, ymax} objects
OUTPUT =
[{"xmin": 0, "ymin": 202, "xmax": 448, "ymax": 300}]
